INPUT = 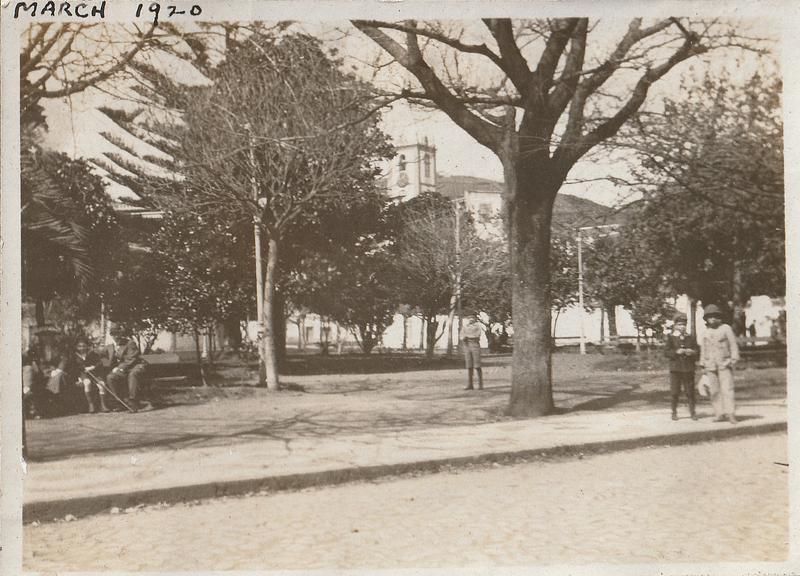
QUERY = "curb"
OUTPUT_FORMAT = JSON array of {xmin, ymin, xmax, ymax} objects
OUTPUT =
[{"xmin": 24, "ymin": 421, "xmax": 786, "ymax": 524}]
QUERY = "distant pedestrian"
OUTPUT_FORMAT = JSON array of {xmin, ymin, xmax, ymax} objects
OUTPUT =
[
  {"xmin": 461, "ymin": 310, "xmax": 483, "ymax": 390},
  {"xmin": 700, "ymin": 304, "xmax": 740, "ymax": 424},
  {"xmin": 107, "ymin": 328, "xmax": 147, "ymax": 412},
  {"xmin": 747, "ymin": 321, "xmax": 757, "ymax": 338},
  {"xmin": 664, "ymin": 313, "xmax": 698, "ymax": 421}
]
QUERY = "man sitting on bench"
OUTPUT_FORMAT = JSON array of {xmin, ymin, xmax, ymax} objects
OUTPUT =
[
  {"xmin": 107, "ymin": 328, "xmax": 147, "ymax": 412},
  {"xmin": 76, "ymin": 337, "xmax": 110, "ymax": 413}
]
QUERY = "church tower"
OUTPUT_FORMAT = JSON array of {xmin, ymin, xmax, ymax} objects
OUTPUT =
[{"xmin": 386, "ymin": 137, "xmax": 437, "ymax": 202}]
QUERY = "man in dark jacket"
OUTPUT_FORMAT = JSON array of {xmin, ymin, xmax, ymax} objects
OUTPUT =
[
  {"xmin": 665, "ymin": 312, "xmax": 699, "ymax": 421},
  {"xmin": 107, "ymin": 329, "xmax": 147, "ymax": 412},
  {"xmin": 75, "ymin": 338, "xmax": 109, "ymax": 413}
]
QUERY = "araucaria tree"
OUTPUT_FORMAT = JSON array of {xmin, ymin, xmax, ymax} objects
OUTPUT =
[
  {"xmin": 167, "ymin": 32, "xmax": 391, "ymax": 389},
  {"xmin": 353, "ymin": 18, "xmax": 756, "ymax": 416},
  {"xmin": 21, "ymin": 133, "xmax": 119, "ymax": 326}
]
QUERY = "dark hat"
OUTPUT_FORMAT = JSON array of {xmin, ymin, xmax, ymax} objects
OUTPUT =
[
  {"xmin": 461, "ymin": 308, "xmax": 477, "ymax": 318},
  {"xmin": 673, "ymin": 313, "xmax": 688, "ymax": 324},
  {"xmin": 109, "ymin": 325, "xmax": 130, "ymax": 340},
  {"xmin": 703, "ymin": 304, "xmax": 723, "ymax": 319}
]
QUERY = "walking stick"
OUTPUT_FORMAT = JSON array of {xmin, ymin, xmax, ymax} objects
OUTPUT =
[{"xmin": 85, "ymin": 369, "xmax": 136, "ymax": 413}]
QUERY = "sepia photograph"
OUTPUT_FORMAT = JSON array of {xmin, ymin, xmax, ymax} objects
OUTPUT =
[{"xmin": 1, "ymin": 2, "xmax": 796, "ymax": 573}]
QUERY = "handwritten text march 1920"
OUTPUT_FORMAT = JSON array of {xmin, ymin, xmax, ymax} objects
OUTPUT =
[{"xmin": 13, "ymin": 1, "xmax": 202, "ymax": 23}]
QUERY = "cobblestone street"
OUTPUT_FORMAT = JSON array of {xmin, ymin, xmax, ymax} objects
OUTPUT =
[{"xmin": 24, "ymin": 433, "xmax": 787, "ymax": 571}]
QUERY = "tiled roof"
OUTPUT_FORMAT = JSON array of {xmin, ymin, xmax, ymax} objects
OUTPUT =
[
  {"xmin": 437, "ymin": 175, "xmax": 504, "ymax": 199},
  {"xmin": 436, "ymin": 174, "xmax": 627, "ymax": 230}
]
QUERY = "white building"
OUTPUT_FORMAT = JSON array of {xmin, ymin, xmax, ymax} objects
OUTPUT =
[
  {"xmin": 383, "ymin": 138, "xmax": 438, "ymax": 202},
  {"xmin": 283, "ymin": 138, "xmax": 642, "ymax": 352}
]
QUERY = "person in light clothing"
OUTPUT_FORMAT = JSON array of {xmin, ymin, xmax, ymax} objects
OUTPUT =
[
  {"xmin": 461, "ymin": 310, "xmax": 483, "ymax": 390},
  {"xmin": 700, "ymin": 304, "xmax": 740, "ymax": 424}
]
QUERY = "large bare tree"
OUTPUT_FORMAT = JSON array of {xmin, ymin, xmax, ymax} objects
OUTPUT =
[{"xmin": 352, "ymin": 18, "xmax": 762, "ymax": 416}]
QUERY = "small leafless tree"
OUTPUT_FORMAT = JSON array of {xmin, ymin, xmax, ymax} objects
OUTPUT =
[
  {"xmin": 392, "ymin": 193, "xmax": 505, "ymax": 357},
  {"xmin": 160, "ymin": 32, "xmax": 391, "ymax": 388}
]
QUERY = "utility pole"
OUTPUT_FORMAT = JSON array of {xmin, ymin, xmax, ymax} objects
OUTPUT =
[
  {"xmin": 577, "ymin": 224, "xmax": 620, "ymax": 355},
  {"xmin": 246, "ymin": 123, "xmax": 266, "ymax": 385},
  {"xmin": 455, "ymin": 198, "xmax": 464, "ymax": 351},
  {"xmin": 577, "ymin": 228, "xmax": 586, "ymax": 355}
]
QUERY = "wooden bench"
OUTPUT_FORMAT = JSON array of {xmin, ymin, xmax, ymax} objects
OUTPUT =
[
  {"xmin": 736, "ymin": 337, "xmax": 786, "ymax": 367},
  {"xmin": 141, "ymin": 352, "xmax": 181, "ymax": 365},
  {"xmin": 141, "ymin": 353, "xmax": 197, "ymax": 385},
  {"xmin": 737, "ymin": 336, "xmax": 774, "ymax": 347}
]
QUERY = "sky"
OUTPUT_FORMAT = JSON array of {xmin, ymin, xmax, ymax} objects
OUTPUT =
[{"xmin": 36, "ymin": 17, "xmax": 780, "ymax": 208}]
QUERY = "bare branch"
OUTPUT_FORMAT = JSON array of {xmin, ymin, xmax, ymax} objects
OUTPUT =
[
  {"xmin": 355, "ymin": 20, "xmax": 506, "ymax": 70},
  {"xmin": 352, "ymin": 20, "xmax": 503, "ymax": 152},
  {"xmin": 566, "ymin": 33, "xmax": 707, "ymax": 167},
  {"xmin": 483, "ymin": 19, "xmax": 533, "ymax": 95},
  {"xmin": 37, "ymin": 23, "xmax": 158, "ymax": 100},
  {"xmin": 547, "ymin": 19, "xmax": 588, "ymax": 123}
]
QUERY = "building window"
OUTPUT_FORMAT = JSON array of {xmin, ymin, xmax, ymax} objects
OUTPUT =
[
  {"xmin": 423, "ymin": 153, "xmax": 431, "ymax": 177},
  {"xmin": 478, "ymin": 203, "xmax": 493, "ymax": 222},
  {"xmin": 398, "ymin": 154, "xmax": 406, "ymax": 172}
]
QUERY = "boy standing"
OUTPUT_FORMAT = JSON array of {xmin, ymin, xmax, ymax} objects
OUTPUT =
[
  {"xmin": 665, "ymin": 312, "xmax": 698, "ymax": 421},
  {"xmin": 700, "ymin": 304, "xmax": 740, "ymax": 424}
]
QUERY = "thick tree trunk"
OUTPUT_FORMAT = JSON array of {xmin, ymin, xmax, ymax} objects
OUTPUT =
[
  {"xmin": 297, "ymin": 314, "xmax": 306, "ymax": 350},
  {"xmin": 425, "ymin": 316, "xmax": 439, "ymax": 358},
  {"xmin": 223, "ymin": 316, "xmax": 242, "ymax": 352},
  {"xmin": 401, "ymin": 314, "xmax": 408, "ymax": 351},
  {"xmin": 274, "ymin": 289, "xmax": 287, "ymax": 367},
  {"xmin": 507, "ymin": 166, "xmax": 557, "ymax": 418},
  {"xmin": 445, "ymin": 294, "xmax": 457, "ymax": 355},
  {"xmin": 35, "ymin": 298, "xmax": 45, "ymax": 327},
  {"xmin": 359, "ymin": 324, "xmax": 377, "ymax": 354},
  {"xmin": 193, "ymin": 327, "xmax": 208, "ymax": 386},
  {"xmin": 319, "ymin": 318, "xmax": 330, "ymax": 355},
  {"xmin": 261, "ymin": 238, "xmax": 280, "ymax": 390},
  {"xmin": 731, "ymin": 262, "xmax": 747, "ymax": 336},
  {"xmin": 599, "ymin": 307, "xmax": 606, "ymax": 344},
  {"xmin": 605, "ymin": 303, "xmax": 618, "ymax": 343},
  {"xmin": 206, "ymin": 329, "xmax": 215, "ymax": 368},
  {"xmin": 486, "ymin": 326, "xmax": 498, "ymax": 352},
  {"xmin": 419, "ymin": 318, "xmax": 425, "ymax": 350},
  {"xmin": 552, "ymin": 308, "xmax": 561, "ymax": 347},
  {"xmin": 689, "ymin": 297, "xmax": 698, "ymax": 336},
  {"xmin": 336, "ymin": 323, "xmax": 344, "ymax": 355}
]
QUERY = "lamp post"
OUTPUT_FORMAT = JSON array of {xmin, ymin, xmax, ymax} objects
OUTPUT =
[
  {"xmin": 454, "ymin": 197, "xmax": 465, "ymax": 350},
  {"xmin": 577, "ymin": 229, "xmax": 586, "ymax": 354},
  {"xmin": 577, "ymin": 224, "xmax": 620, "ymax": 355},
  {"xmin": 245, "ymin": 123, "xmax": 266, "ymax": 383}
]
